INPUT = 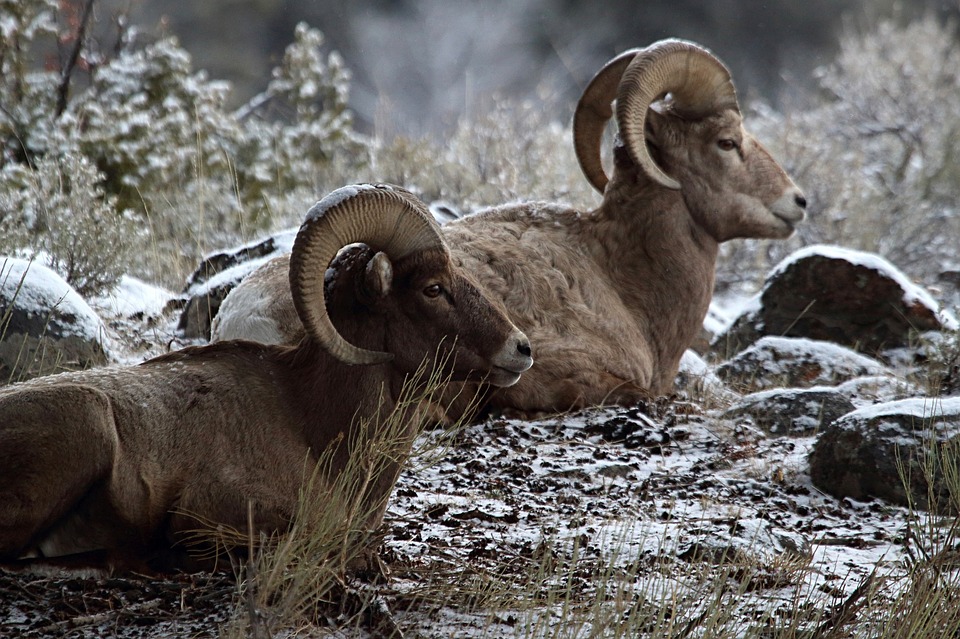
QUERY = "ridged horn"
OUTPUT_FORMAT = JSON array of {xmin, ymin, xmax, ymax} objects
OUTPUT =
[
  {"xmin": 572, "ymin": 48, "xmax": 642, "ymax": 194},
  {"xmin": 289, "ymin": 184, "xmax": 447, "ymax": 365},
  {"xmin": 617, "ymin": 39, "xmax": 740, "ymax": 191}
]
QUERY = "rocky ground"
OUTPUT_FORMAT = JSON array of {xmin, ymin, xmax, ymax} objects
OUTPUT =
[
  {"xmin": 2, "ymin": 243, "xmax": 960, "ymax": 637},
  {"xmin": 0, "ymin": 392, "xmax": 943, "ymax": 637}
]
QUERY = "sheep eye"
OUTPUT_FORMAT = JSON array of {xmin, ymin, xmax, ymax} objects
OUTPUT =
[
  {"xmin": 718, "ymin": 139, "xmax": 738, "ymax": 152},
  {"xmin": 423, "ymin": 284, "xmax": 443, "ymax": 298}
]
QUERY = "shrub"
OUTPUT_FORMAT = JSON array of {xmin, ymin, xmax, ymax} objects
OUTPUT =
[
  {"xmin": 0, "ymin": 153, "xmax": 138, "ymax": 296},
  {"xmin": 0, "ymin": 2, "xmax": 363, "ymax": 287},
  {"xmin": 367, "ymin": 96, "xmax": 597, "ymax": 214}
]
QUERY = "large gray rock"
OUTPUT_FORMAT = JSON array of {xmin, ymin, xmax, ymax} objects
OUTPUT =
[
  {"xmin": 809, "ymin": 397, "xmax": 960, "ymax": 511},
  {"xmin": 715, "ymin": 336, "xmax": 890, "ymax": 393},
  {"xmin": 178, "ymin": 229, "xmax": 296, "ymax": 339},
  {"xmin": 714, "ymin": 245, "xmax": 951, "ymax": 360},
  {"xmin": 0, "ymin": 258, "xmax": 108, "ymax": 383},
  {"xmin": 722, "ymin": 387, "xmax": 855, "ymax": 436}
]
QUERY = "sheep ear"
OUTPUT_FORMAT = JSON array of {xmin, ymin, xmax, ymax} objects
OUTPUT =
[
  {"xmin": 643, "ymin": 108, "xmax": 667, "ymax": 145},
  {"xmin": 361, "ymin": 251, "xmax": 393, "ymax": 302}
]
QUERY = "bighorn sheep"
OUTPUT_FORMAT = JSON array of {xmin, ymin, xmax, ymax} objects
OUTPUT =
[
  {"xmin": 0, "ymin": 184, "xmax": 533, "ymax": 571},
  {"xmin": 212, "ymin": 39, "xmax": 805, "ymax": 416}
]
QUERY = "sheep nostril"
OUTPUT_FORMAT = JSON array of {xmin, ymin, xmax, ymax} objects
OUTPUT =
[
  {"xmin": 795, "ymin": 194, "xmax": 807, "ymax": 209},
  {"xmin": 517, "ymin": 340, "xmax": 532, "ymax": 358}
]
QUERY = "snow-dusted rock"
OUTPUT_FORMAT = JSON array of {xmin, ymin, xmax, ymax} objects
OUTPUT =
[
  {"xmin": 675, "ymin": 349, "xmax": 732, "ymax": 400},
  {"xmin": 809, "ymin": 397, "xmax": 960, "ymax": 510},
  {"xmin": 832, "ymin": 375, "xmax": 922, "ymax": 407},
  {"xmin": 0, "ymin": 258, "xmax": 108, "ymax": 382},
  {"xmin": 715, "ymin": 336, "xmax": 890, "ymax": 392},
  {"xmin": 721, "ymin": 387, "xmax": 855, "ymax": 436},
  {"xmin": 714, "ymin": 245, "xmax": 952, "ymax": 360},
  {"xmin": 178, "ymin": 229, "xmax": 297, "ymax": 339}
]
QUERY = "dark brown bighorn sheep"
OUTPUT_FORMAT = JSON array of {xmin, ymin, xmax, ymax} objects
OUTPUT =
[
  {"xmin": 0, "ymin": 184, "xmax": 533, "ymax": 571},
  {"xmin": 212, "ymin": 39, "xmax": 805, "ymax": 416}
]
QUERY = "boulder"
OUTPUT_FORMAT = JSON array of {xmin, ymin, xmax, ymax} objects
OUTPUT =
[
  {"xmin": 0, "ymin": 258, "xmax": 108, "ymax": 383},
  {"xmin": 832, "ymin": 375, "xmax": 921, "ymax": 406},
  {"xmin": 714, "ymin": 245, "xmax": 952, "ymax": 360},
  {"xmin": 721, "ymin": 387, "xmax": 855, "ymax": 436},
  {"xmin": 809, "ymin": 397, "xmax": 960, "ymax": 511},
  {"xmin": 715, "ymin": 336, "xmax": 890, "ymax": 393},
  {"xmin": 178, "ymin": 229, "xmax": 296, "ymax": 339}
]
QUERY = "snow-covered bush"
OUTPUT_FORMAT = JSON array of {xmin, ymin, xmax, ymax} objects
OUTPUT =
[
  {"xmin": 0, "ymin": 154, "xmax": 139, "ymax": 296},
  {"xmin": 719, "ymin": 14, "xmax": 960, "ymax": 288},
  {"xmin": 0, "ymin": 0, "xmax": 59, "ymax": 169},
  {"xmin": 0, "ymin": 3, "xmax": 362, "ymax": 287}
]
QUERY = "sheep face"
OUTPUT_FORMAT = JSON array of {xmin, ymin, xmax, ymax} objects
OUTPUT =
[
  {"xmin": 328, "ymin": 245, "xmax": 532, "ymax": 388},
  {"xmin": 643, "ymin": 107, "xmax": 806, "ymax": 242}
]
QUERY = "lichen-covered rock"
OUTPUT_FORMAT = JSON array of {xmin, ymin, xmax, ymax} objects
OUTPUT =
[
  {"xmin": 178, "ymin": 229, "xmax": 296, "ymax": 339},
  {"xmin": 809, "ymin": 397, "xmax": 960, "ymax": 511},
  {"xmin": 722, "ymin": 387, "xmax": 855, "ymax": 436},
  {"xmin": 713, "ymin": 245, "xmax": 952, "ymax": 360},
  {"xmin": 0, "ymin": 258, "xmax": 108, "ymax": 383},
  {"xmin": 715, "ymin": 336, "xmax": 890, "ymax": 393}
]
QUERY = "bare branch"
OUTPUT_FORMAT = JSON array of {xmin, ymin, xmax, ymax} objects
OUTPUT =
[{"xmin": 55, "ymin": 0, "xmax": 97, "ymax": 118}]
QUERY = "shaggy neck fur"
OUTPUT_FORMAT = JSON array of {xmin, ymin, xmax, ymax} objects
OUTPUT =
[{"xmin": 586, "ymin": 180, "xmax": 718, "ymax": 393}]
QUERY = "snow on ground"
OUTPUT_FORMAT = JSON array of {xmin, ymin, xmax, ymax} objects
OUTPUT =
[
  {"xmin": 91, "ymin": 275, "xmax": 174, "ymax": 321},
  {"xmin": 381, "ymin": 402, "xmax": 927, "ymax": 636}
]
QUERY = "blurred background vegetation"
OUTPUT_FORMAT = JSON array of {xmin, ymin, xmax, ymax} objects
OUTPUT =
[
  {"xmin": 1, "ymin": 0, "xmax": 959, "ymax": 298},
  {"xmin": 109, "ymin": 0, "xmax": 960, "ymax": 137}
]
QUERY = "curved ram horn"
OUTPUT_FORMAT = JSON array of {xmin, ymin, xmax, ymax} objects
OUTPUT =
[
  {"xmin": 617, "ymin": 39, "xmax": 740, "ymax": 191},
  {"xmin": 289, "ymin": 184, "xmax": 447, "ymax": 365},
  {"xmin": 572, "ymin": 48, "xmax": 642, "ymax": 194}
]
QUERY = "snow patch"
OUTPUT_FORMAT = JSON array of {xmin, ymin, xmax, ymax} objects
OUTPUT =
[
  {"xmin": 842, "ymin": 396, "xmax": 960, "ymax": 424},
  {"xmin": 92, "ymin": 276, "xmax": 174, "ymax": 320}
]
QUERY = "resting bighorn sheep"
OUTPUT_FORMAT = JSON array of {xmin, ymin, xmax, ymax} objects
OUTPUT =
[
  {"xmin": 0, "ymin": 184, "xmax": 533, "ymax": 571},
  {"xmin": 213, "ymin": 39, "xmax": 805, "ymax": 415}
]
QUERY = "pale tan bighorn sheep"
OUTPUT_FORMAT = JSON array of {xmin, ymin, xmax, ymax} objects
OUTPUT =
[
  {"xmin": 212, "ymin": 39, "xmax": 805, "ymax": 416},
  {"xmin": 0, "ymin": 184, "xmax": 533, "ymax": 572}
]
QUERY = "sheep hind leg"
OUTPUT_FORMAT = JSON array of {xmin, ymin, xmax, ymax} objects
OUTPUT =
[{"xmin": 0, "ymin": 385, "xmax": 118, "ymax": 559}]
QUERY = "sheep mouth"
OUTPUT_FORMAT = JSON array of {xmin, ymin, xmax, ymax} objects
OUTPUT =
[
  {"xmin": 769, "ymin": 213, "xmax": 801, "ymax": 238},
  {"xmin": 487, "ymin": 366, "xmax": 524, "ymax": 387},
  {"xmin": 769, "ymin": 194, "xmax": 806, "ymax": 232}
]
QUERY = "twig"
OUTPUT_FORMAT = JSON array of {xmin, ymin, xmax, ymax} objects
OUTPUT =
[
  {"xmin": 246, "ymin": 500, "xmax": 270, "ymax": 639},
  {"xmin": 55, "ymin": 0, "xmax": 97, "ymax": 118}
]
